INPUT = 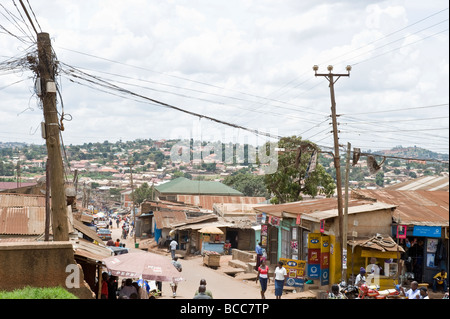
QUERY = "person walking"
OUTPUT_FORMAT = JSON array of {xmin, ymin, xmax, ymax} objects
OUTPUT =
[
  {"xmin": 171, "ymin": 257, "xmax": 182, "ymax": 298},
  {"xmin": 255, "ymin": 241, "xmax": 263, "ymax": 270},
  {"xmin": 170, "ymin": 238, "xmax": 178, "ymax": 259},
  {"xmin": 273, "ymin": 261, "xmax": 287, "ymax": 299},
  {"xmin": 194, "ymin": 279, "xmax": 213, "ymax": 298},
  {"xmin": 256, "ymin": 258, "xmax": 270, "ymax": 299},
  {"xmin": 193, "ymin": 285, "xmax": 212, "ymax": 299}
]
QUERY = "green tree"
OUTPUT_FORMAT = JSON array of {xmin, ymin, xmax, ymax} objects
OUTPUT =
[
  {"xmin": 223, "ymin": 172, "xmax": 269, "ymax": 198},
  {"xmin": 263, "ymin": 136, "xmax": 335, "ymax": 204},
  {"xmin": 375, "ymin": 172, "xmax": 385, "ymax": 187},
  {"xmin": 133, "ymin": 183, "xmax": 154, "ymax": 205}
]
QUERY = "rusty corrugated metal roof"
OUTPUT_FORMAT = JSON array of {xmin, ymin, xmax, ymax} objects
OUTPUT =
[
  {"xmin": 177, "ymin": 195, "xmax": 266, "ymax": 211},
  {"xmin": 352, "ymin": 190, "xmax": 449, "ymax": 226},
  {"xmin": 0, "ymin": 206, "xmax": 46, "ymax": 235},
  {"xmin": 153, "ymin": 210, "xmax": 188, "ymax": 229},
  {"xmin": 386, "ymin": 176, "xmax": 449, "ymax": 191},
  {"xmin": 0, "ymin": 194, "xmax": 47, "ymax": 235},
  {"xmin": 253, "ymin": 197, "xmax": 395, "ymax": 221},
  {"xmin": 0, "ymin": 193, "xmax": 45, "ymax": 207}
]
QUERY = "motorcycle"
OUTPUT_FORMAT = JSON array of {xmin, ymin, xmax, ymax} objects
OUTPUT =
[
  {"xmin": 339, "ymin": 281, "xmax": 359, "ymax": 299},
  {"xmin": 357, "ymin": 284, "xmax": 402, "ymax": 299}
]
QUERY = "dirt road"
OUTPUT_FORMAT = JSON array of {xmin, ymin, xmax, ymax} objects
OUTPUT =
[{"xmin": 108, "ymin": 221, "xmax": 270, "ymax": 299}]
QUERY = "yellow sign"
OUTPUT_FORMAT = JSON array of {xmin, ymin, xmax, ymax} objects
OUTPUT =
[
  {"xmin": 308, "ymin": 233, "xmax": 321, "ymax": 249},
  {"xmin": 320, "ymin": 236, "xmax": 330, "ymax": 253},
  {"xmin": 279, "ymin": 258, "xmax": 307, "ymax": 277}
]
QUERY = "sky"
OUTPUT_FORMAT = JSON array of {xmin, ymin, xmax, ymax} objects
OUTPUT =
[{"xmin": 0, "ymin": 0, "xmax": 449, "ymax": 156}]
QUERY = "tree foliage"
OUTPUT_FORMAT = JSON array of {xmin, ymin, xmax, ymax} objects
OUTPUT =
[
  {"xmin": 263, "ymin": 136, "xmax": 335, "ymax": 204},
  {"xmin": 132, "ymin": 182, "xmax": 154, "ymax": 205},
  {"xmin": 223, "ymin": 170, "xmax": 270, "ymax": 199}
]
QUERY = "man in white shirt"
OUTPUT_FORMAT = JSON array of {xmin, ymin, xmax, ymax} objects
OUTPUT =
[
  {"xmin": 403, "ymin": 281, "xmax": 421, "ymax": 299},
  {"xmin": 169, "ymin": 239, "xmax": 178, "ymax": 259},
  {"xmin": 355, "ymin": 267, "xmax": 366, "ymax": 287}
]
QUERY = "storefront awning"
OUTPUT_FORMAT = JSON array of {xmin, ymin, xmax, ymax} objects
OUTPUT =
[{"xmin": 348, "ymin": 234, "xmax": 404, "ymax": 253}]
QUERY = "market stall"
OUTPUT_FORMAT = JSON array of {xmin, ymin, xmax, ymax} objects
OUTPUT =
[
  {"xmin": 348, "ymin": 234, "xmax": 405, "ymax": 290},
  {"xmin": 199, "ymin": 226, "xmax": 225, "ymax": 256}
]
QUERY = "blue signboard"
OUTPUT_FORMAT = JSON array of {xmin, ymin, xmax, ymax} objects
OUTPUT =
[
  {"xmin": 285, "ymin": 277, "xmax": 305, "ymax": 288},
  {"xmin": 307, "ymin": 264, "xmax": 320, "ymax": 279},
  {"xmin": 412, "ymin": 226, "xmax": 441, "ymax": 238},
  {"xmin": 320, "ymin": 269, "xmax": 330, "ymax": 286}
]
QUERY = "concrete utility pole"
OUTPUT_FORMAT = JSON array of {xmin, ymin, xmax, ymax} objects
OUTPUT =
[
  {"xmin": 38, "ymin": 32, "xmax": 69, "ymax": 241},
  {"xmin": 313, "ymin": 64, "xmax": 351, "ymax": 282}
]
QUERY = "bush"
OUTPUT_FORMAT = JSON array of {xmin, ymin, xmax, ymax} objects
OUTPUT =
[{"xmin": 0, "ymin": 286, "xmax": 78, "ymax": 299}]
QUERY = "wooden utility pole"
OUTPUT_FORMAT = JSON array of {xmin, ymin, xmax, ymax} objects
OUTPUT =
[
  {"xmin": 37, "ymin": 32, "xmax": 69, "ymax": 241},
  {"xmin": 343, "ymin": 142, "xmax": 351, "ymax": 282},
  {"xmin": 45, "ymin": 158, "xmax": 50, "ymax": 241},
  {"xmin": 129, "ymin": 162, "xmax": 136, "ymax": 245},
  {"xmin": 313, "ymin": 64, "xmax": 351, "ymax": 282}
]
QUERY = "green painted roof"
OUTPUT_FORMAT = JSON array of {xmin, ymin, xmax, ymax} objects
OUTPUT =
[{"xmin": 155, "ymin": 177, "xmax": 243, "ymax": 196}]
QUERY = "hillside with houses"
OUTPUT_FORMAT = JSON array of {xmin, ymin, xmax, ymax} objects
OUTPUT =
[{"xmin": 0, "ymin": 140, "xmax": 448, "ymax": 211}]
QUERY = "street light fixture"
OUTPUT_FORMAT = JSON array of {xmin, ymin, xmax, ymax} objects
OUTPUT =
[{"xmin": 313, "ymin": 64, "xmax": 352, "ymax": 284}]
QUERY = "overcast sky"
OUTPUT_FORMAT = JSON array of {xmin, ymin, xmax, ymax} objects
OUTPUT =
[{"xmin": 1, "ymin": 0, "xmax": 448, "ymax": 155}]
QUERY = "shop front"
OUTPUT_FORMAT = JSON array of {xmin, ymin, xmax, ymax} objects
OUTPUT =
[
  {"xmin": 259, "ymin": 213, "xmax": 310, "ymax": 267},
  {"xmin": 348, "ymin": 234, "xmax": 404, "ymax": 290},
  {"xmin": 393, "ymin": 224, "xmax": 448, "ymax": 285}
]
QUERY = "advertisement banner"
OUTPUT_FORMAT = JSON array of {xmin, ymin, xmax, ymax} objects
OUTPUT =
[
  {"xmin": 308, "ymin": 233, "xmax": 321, "ymax": 249},
  {"xmin": 285, "ymin": 277, "xmax": 305, "ymax": 288},
  {"xmin": 320, "ymin": 268, "xmax": 330, "ymax": 285},
  {"xmin": 320, "ymin": 236, "xmax": 330, "ymax": 253},
  {"xmin": 308, "ymin": 249, "xmax": 321, "ymax": 264},
  {"xmin": 413, "ymin": 226, "xmax": 441, "ymax": 238},
  {"xmin": 308, "ymin": 264, "xmax": 320, "ymax": 279},
  {"xmin": 279, "ymin": 258, "xmax": 307, "ymax": 277},
  {"xmin": 320, "ymin": 252, "xmax": 329, "ymax": 268}
]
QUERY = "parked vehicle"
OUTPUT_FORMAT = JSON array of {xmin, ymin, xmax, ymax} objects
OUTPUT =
[
  {"xmin": 96, "ymin": 221, "xmax": 108, "ymax": 229},
  {"xmin": 108, "ymin": 246, "xmax": 129, "ymax": 256},
  {"xmin": 339, "ymin": 281, "xmax": 359, "ymax": 299},
  {"xmin": 97, "ymin": 228, "xmax": 112, "ymax": 241}
]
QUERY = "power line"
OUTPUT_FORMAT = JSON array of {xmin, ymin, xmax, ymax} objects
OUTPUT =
[
  {"xmin": 17, "ymin": 0, "xmax": 37, "ymax": 35},
  {"xmin": 61, "ymin": 64, "xmax": 283, "ymax": 140},
  {"xmin": 340, "ymin": 103, "xmax": 449, "ymax": 116}
]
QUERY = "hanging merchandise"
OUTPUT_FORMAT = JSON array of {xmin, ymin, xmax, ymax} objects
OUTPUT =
[
  {"xmin": 352, "ymin": 148, "xmax": 361, "ymax": 166},
  {"xmin": 294, "ymin": 144, "xmax": 308, "ymax": 169},
  {"xmin": 367, "ymin": 155, "xmax": 386, "ymax": 175},
  {"xmin": 305, "ymin": 151, "xmax": 318, "ymax": 178}
]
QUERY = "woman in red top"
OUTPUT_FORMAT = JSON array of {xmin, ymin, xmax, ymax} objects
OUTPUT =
[{"xmin": 256, "ymin": 258, "xmax": 270, "ymax": 299}]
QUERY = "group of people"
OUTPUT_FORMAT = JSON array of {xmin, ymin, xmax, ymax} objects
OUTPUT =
[
  {"xmin": 333, "ymin": 264, "xmax": 448, "ymax": 299},
  {"xmin": 255, "ymin": 258, "xmax": 288, "ymax": 299},
  {"xmin": 99, "ymin": 273, "xmax": 157, "ymax": 299}
]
